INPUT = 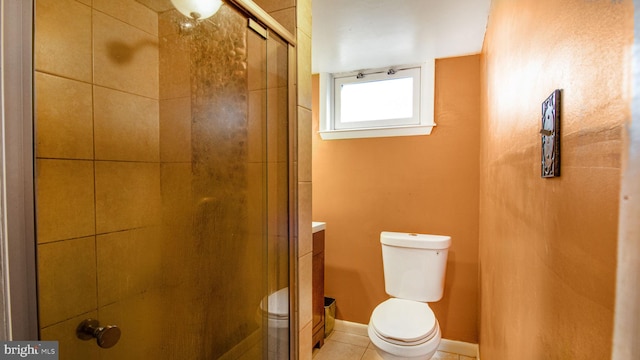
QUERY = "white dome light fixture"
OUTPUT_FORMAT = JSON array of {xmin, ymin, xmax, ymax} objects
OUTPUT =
[{"xmin": 170, "ymin": 0, "xmax": 223, "ymax": 21}]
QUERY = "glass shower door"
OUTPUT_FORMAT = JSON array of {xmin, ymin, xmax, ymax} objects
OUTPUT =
[{"xmin": 33, "ymin": 0, "xmax": 289, "ymax": 358}]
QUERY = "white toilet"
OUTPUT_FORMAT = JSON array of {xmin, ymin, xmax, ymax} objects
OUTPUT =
[
  {"xmin": 258, "ymin": 288, "xmax": 289, "ymax": 360},
  {"xmin": 367, "ymin": 231, "xmax": 451, "ymax": 360}
]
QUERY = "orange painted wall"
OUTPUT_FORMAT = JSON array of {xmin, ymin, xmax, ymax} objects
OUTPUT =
[
  {"xmin": 479, "ymin": 0, "xmax": 633, "ymax": 359},
  {"xmin": 312, "ymin": 55, "xmax": 481, "ymax": 342}
]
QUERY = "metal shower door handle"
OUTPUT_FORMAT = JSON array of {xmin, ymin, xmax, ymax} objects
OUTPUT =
[{"xmin": 77, "ymin": 319, "xmax": 121, "ymax": 348}]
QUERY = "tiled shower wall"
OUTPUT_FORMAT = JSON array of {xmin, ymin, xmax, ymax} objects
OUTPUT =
[{"xmin": 35, "ymin": 0, "xmax": 162, "ymax": 358}]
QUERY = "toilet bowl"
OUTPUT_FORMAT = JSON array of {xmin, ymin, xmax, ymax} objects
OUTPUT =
[
  {"xmin": 368, "ymin": 298, "xmax": 441, "ymax": 360},
  {"xmin": 367, "ymin": 232, "xmax": 451, "ymax": 360},
  {"xmin": 258, "ymin": 288, "xmax": 289, "ymax": 360}
]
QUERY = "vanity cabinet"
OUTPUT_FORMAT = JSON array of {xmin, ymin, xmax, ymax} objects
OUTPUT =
[{"xmin": 312, "ymin": 228, "xmax": 325, "ymax": 348}]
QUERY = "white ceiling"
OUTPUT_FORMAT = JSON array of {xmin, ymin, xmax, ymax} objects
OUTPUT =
[{"xmin": 312, "ymin": 0, "xmax": 492, "ymax": 74}]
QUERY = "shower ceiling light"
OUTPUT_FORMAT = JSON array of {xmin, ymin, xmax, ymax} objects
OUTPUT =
[{"xmin": 170, "ymin": 0, "xmax": 223, "ymax": 21}]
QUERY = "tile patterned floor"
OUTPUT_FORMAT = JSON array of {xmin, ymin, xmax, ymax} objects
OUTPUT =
[{"xmin": 312, "ymin": 322, "xmax": 476, "ymax": 360}]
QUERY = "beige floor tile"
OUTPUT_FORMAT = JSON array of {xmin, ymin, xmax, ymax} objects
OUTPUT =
[
  {"xmin": 328, "ymin": 330, "xmax": 371, "ymax": 348},
  {"xmin": 361, "ymin": 348, "xmax": 384, "ymax": 360},
  {"xmin": 459, "ymin": 356, "xmax": 476, "ymax": 360},
  {"xmin": 433, "ymin": 350, "xmax": 460, "ymax": 360},
  {"xmin": 313, "ymin": 340, "xmax": 367, "ymax": 360}
]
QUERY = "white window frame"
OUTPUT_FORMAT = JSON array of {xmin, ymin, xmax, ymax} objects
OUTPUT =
[{"xmin": 319, "ymin": 60, "xmax": 435, "ymax": 140}]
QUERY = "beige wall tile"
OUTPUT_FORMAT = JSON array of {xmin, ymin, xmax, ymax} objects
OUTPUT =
[
  {"xmin": 296, "ymin": 0, "xmax": 312, "ymax": 37},
  {"xmin": 160, "ymin": 97, "xmax": 192, "ymax": 162},
  {"xmin": 159, "ymin": 33, "xmax": 191, "ymax": 99},
  {"xmin": 298, "ymin": 107, "xmax": 312, "ymax": 182},
  {"xmin": 158, "ymin": 9, "xmax": 182, "ymax": 37},
  {"xmin": 36, "ymin": 159, "xmax": 95, "ymax": 243},
  {"xmin": 269, "ymin": 235, "xmax": 289, "ymax": 288},
  {"xmin": 160, "ymin": 163, "xmax": 195, "ymax": 287},
  {"xmin": 35, "ymin": 72, "xmax": 93, "ymax": 159},
  {"xmin": 99, "ymin": 291, "xmax": 165, "ymax": 360},
  {"xmin": 298, "ymin": 182, "xmax": 312, "ymax": 257},
  {"xmin": 93, "ymin": 10, "xmax": 159, "ymax": 98},
  {"xmin": 35, "ymin": 0, "xmax": 92, "ymax": 82},
  {"xmin": 248, "ymin": 30, "xmax": 267, "ymax": 91},
  {"xmin": 277, "ymin": 162, "xmax": 289, "ymax": 237},
  {"xmin": 93, "ymin": 0, "xmax": 159, "ymax": 36},
  {"xmin": 298, "ymin": 319, "xmax": 313, "ymax": 360},
  {"xmin": 255, "ymin": 0, "xmax": 294, "ymax": 13},
  {"xmin": 97, "ymin": 227, "xmax": 162, "ymax": 305},
  {"xmin": 247, "ymin": 163, "xmax": 265, "ymax": 241},
  {"xmin": 160, "ymin": 163, "xmax": 193, "ymax": 227},
  {"xmin": 40, "ymin": 311, "xmax": 100, "ymax": 359},
  {"xmin": 248, "ymin": 90, "xmax": 266, "ymax": 164},
  {"xmin": 37, "ymin": 237, "xmax": 97, "ymax": 327},
  {"xmin": 297, "ymin": 32, "xmax": 312, "ymax": 110},
  {"xmin": 94, "ymin": 86, "xmax": 160, "ymax": 162},
  {"xmin": 137, "ymin": 0, "xmax": 173, "ymax": 13},
  {"xmin": 267, "ymin": 162, "xmax": 279, "ymax": 236},
  {"xmin": 271, "ymin": 7, "xmax": 296, "ymax": 36},
  {"xmin": 277, "ymin": 87, "xmax": 289, "ymax": 162},
  {"xmin": 95, "ymin": 161, "xmax": 161, "ymax": 233},
  {"xmin": 267, "ymin": 35, "xmax": 289, "ymax": 90},
  {"xmin": 299, "ymin": 252, "xmax": 312, "ymax": 325},
  {"xmin": 267, "ymin": 87, "xmax": 289, "ymax": 163}
]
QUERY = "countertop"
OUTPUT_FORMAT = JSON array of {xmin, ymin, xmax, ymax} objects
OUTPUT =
[{"xmin": 312, "ymin": 222, "xmax": 326, "ymax": 233}]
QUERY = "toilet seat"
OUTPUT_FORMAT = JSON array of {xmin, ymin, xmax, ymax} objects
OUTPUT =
[
  {"xmin": 370, "ymin": 298, "xmax": 438, "ymax": 346},
  {"xmin": 260, "ymin": 288, "xmax": 289, "ymax": 320}
]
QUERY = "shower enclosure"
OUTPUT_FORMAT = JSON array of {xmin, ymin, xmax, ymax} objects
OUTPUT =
[{"xmin": 31, "ymin": 0, "xmax": 295, "ymax": 358}]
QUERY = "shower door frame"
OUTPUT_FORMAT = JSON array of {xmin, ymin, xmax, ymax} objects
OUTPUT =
[
  {"xmin": 0, "ymin": 1, "xmax": 299, "ymax": 358},
  {"xmin": 0, "ymin": 0, "xmax": 38, "ymax": 341}
]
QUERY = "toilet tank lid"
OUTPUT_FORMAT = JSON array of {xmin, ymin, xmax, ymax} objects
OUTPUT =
[{"xmin": 381, "ymin": 231, "xmax": 451, "ymax": 250}]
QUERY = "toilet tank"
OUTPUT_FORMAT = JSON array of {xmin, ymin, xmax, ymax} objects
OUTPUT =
[{"xmin": 380, "ymin": 231, "xmax": 451, "ymax": 302}]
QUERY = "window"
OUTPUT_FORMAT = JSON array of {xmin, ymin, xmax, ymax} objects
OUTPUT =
[{"xmin": 319, "ymin": 61, "xmax": 435, "ymax": 140}]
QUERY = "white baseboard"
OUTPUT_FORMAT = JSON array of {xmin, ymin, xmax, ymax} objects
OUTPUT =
[
  {"xmin": 438, "ymin": 338, "xmax": 479, "ymax": 358},
  {"xmin": 334, "ymin": 319, "xmax": 479, "ymax": 358},
  {"xmin": 334, "ymin": 319, "xmax": 369, "ymax": 337}
]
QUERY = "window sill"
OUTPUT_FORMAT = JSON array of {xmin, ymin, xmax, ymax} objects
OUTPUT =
[{"xmin": 319, "ymin": 124, "xmax": 435, "ymax": 140}]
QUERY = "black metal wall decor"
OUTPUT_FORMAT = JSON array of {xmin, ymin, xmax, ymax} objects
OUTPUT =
[{"xmin": 540, "ymin": 89, "xmax": 561, "ymax": 178}]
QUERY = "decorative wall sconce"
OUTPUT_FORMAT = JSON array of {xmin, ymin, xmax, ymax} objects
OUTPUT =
[
  {"xmin": 170, "ymin": 0, "xmax": 223, "ymax": 21},
  {"xmin": 540, "ymin": 89, "xmax": 561, "ymax": 178}
]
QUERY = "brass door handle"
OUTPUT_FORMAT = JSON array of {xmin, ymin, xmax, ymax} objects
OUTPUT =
[{"xmin": 76, "ymin": 319, "xmax": 121, "ymax": 348}]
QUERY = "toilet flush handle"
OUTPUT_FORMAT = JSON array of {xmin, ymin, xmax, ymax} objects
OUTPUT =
[{"xmin": 76, "ymin": 319, "xmax": 121, "ymax": 348}]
